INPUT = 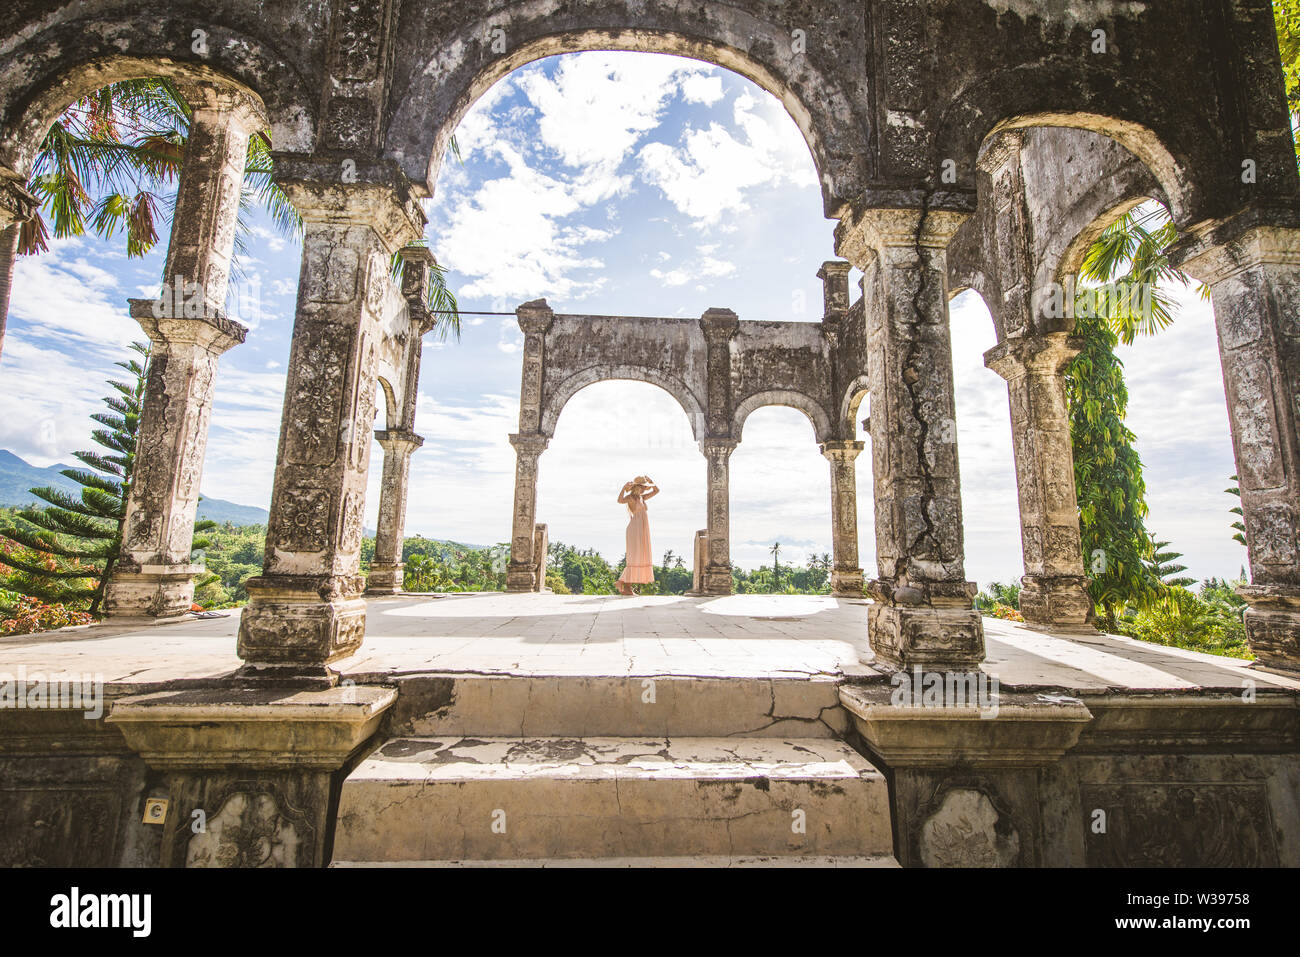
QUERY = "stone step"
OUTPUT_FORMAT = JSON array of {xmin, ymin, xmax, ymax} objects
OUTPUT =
[
  {"xmin": 379, "ymin": 673, "xmax": 850, "ymax": 739},
  {"xmin": 332, "ymin": 736, "xmax": 891, "ymax": 863},
  {"xmin": 332, "ymin": 855, "xmax": 899, "ymax": 867}
]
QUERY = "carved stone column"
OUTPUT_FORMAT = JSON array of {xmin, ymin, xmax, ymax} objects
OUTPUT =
[
  {"xmin": 365, "ymin": 429, "xmax": 423, "ymax": 594},
  {"xmin": 104, "ymin": 91, "xmax": 264, "ymax": 618},
  {"xmin": 821, "ymin": 439, "xmax": 865, "ymax": 597},
  {"xmin": 700, "ymin": 438, "xmax": 738, "ymax": 595},
  {"xmin": 1175, "ymin": 215, "xmax": 1300, "ymax": 672},
  {"xmin": 237, "ymin": 172, "xmax": 424, "ymax": 680},
  {"xmin": 984, "ymin": 333, "xmax": 1094, "ymax": 628},
  {"xmin": 700, "ymin": 308, "xmax": 739, "ymax": 436},
  {"xmin": 506, "ymin": 433, "xmax": 549, "ymax": 591},
  {"xmin": 835, "ymin": 207, "xmax": 985, "ymax": 671}
]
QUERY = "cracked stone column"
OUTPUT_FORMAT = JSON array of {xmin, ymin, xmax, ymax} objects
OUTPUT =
[
  {"xmin": 104, "ymin": 89, "xmax": 264, "ymax": 618},
  {"xmin": 820, "ymin": 439, "xmax": 865, "ymax": 597},
  {"xmin": 365, "ymin": 429, "xmax": 423, "ymax": 594},
  {"xmin": 835, "ymin": 206, "xmax": 986, "ymax": 671},
  {"xmin": 237, "ymin": 172, "xmax": 424, "ymax": 680},
  {"xmin": 984, "ymin": 333, "xmax": 1094, "ymax": 628},
  {"xmin": 1176, "ymin": 216, "xmax": 1300, "ymax": 672},
  {"xmin": 506, "ymin": 433, "xmax": 548, "ymax": 592},
  {"xmin": 505, "ymin": 299, "xmax": 553, "ymax": 592},
  {"xmin": 700, "ymin": 438, "xmax": 738, "ymax": 595}
]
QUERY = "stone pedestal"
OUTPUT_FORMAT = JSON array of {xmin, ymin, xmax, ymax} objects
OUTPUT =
[
  {"xmin": 107, "ymin": 685, "xmax": 395, "ymax": 867},
  {"xmin": 1177, "ymin": 217, "xmax": 1300, "ymax": 671},
  {"xmin": 821, "ymin": 439, "xmax": 865, "ymax": 597},
  {"xmin": 506, "ymin": 433, "xmax": 549, "ymax": 592},
  {"xmin": 836, "ymin": 207, "xmax": 985, "ymax": 671},
  {"xmin": 700, "ymin": 438, "xmax": 737, "ymax": 595},
  {"xmin": 984, "ymin": 333, "xmax": 1095, "ymax": 629},
  {"xmin": 687, "ymin": 528, "xmax": 708, "ymax": 595},
  {"xmin": 365, "ymin": 429, "xmax": 423, "ymax": 595},
  {"xmin": 105, "ymin": 93, "xmax": 263, "ymax": 618},
  {"xmin": 237, "ymin": 176, "xmax": 425, "ymax": 680}
]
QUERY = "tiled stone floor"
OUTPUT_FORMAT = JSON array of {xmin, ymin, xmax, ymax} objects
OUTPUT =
[{"xmin": 2, "ymin": 592, "xmax": 1297, "ymax": 692}]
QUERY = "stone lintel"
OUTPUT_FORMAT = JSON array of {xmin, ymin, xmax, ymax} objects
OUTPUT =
[
  {"xmin": 841, "ymin": 684, "xmax": 1092, "ymax": 768},
  {"xmin": 106, "ymin": 685, "xmax": 396, "ymax": 770},
  {"xmin": 127, "ymin": 297, "xmax": 248, "ymax": 353},
  {"xmin": 983, "ymin": 332, "xmax": 1083, "ymax": 380}
]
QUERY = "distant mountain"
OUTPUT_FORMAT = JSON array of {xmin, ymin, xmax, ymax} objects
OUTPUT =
[{"xmin": 0, "ymin": 449, "xmax": 270, "ymax": 525}]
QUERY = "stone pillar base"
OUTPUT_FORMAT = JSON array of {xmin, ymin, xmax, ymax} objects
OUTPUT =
[
  {"xmin": 867, "ymin": 602, "xmax": 987, "ymax": 672},
  {"xmin": 1238, "ymin": 585, "xmax": 1300, "ymax": 672},
  {"xmin": 701, "ymin": 566, "xmax": 733, "ymax": 595},
  {"xmin": 365, "ymin": 562, "xmax": 404, "ymax": 595},
  {"xmin": 236, "ymin": 577, "xmax": 366, "ymax": 677},
  {"xmin": 1018, "ymin": 574, "xmax": 1095, "ymax": 630},
  {"xmin": 506, "ymin": 563, "xmax": 537, "ymax": 592},
  {"xmin": 106, "ymin": 684, "xmax": 395, "ymax": 867},
  {"xmin": 831, "ymin": 568, "xmax": 865, "ymax": 597},
  {"xmin": 103, "ymin": 565, "xmax": 203, "ymax": 619}
]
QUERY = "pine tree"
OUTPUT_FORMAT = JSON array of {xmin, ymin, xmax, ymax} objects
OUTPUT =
[
  {"xmin": 1226, "ymin": 475, "xmax": 1247, "ymax": 547},
  {"xmin": 0, "ymin": 342, "xmax": 214, "ymax": 616},
  {"xmin": 1150, "ymin": 538, "xmax": 1196, "ymax": 589}
]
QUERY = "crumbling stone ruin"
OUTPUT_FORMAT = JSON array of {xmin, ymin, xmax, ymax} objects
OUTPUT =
[{"xmin": 1, "ymin": 1, "xmax": 1298, "ymax": 870}]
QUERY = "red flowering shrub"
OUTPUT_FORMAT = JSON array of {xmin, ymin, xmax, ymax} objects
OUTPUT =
[{"xmin": 0, "ymin": 596, "xmax": 94, "ymax": 635}]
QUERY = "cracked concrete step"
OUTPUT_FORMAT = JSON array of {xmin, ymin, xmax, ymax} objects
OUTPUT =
[
  {"xmin": 332, "ymin": 855, "xmax": 899, "ymax": 867},
  {"xmin": 382, "ymin": 673, "xmax": 851, "ymax": 738},
  {"xmin": 332, "ymin": 736, "xmax": 891, "ymax": 863}
]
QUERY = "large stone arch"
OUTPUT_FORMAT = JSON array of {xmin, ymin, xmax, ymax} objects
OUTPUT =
[
  {"xmin": 732, "ymin": 389, "xmax": 833, "ymax": 445},
  {"xmin": 540, "ymin": 364, "xmax": 706, "ymax": 440},
  {"xmin": 0, "ymin": 5, "xmax": 317, "ymax": 175},
  {"xmin": 383, "ymin": 3, "xmax": 871, "ymax": 217}
]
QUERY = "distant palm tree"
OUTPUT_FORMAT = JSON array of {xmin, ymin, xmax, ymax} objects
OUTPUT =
[{"xmin": 769, "ymin": 542, "xmax": 781, "ymax": 586}]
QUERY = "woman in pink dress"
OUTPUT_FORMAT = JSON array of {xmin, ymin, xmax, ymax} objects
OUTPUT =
[{"xmin": 615, "ymin": 475, "xmax": 658, "ymax": 595}]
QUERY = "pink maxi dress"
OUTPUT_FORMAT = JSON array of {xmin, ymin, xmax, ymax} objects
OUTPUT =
[{"xmin": 618, "ymin": 498, "xmax": 654, "ymax": 585}]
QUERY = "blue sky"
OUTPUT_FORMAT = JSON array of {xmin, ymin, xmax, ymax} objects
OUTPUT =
[{"xmin": 0, "ymin": 51, "xmax": 1246, "ymax": 587}]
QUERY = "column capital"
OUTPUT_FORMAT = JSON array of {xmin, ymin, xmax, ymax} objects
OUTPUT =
[
  {"xmin": 374, "ymin": 429, "xmax": 424, "ymax": 456},
  {"xmin": 516, "ymin": 298, "xmax": 555, "ymax": 335},
  {"xmin": 273, "ymin": 156, "xmax": 426, "ymax": 253},
  {"xmin": 983, "ymin": 332, "xmax": 1083, "ymax": 381},
  {"xmin": 817, "ymin": 260, "xmax": 852, "ymax": 319},
  {"xmin": 699, "ymin": 307, "xmax": 740, "ymax": 341},
  {"xmin": 833, "ymin": 205, "xmax": 970, "ymax": 267},
  {"xmin": 509, "ymin": 432, "xmax": 550, "ymax": 455},
  {"xmin": 819, "ymin": 439, "xmax": 865, "ymax": 461},
  {"xmin": 1171, "ymin": 211, "xmax": 1300, "ymax": 285},
  {"xmin": 699, "ymin": 437, "xmax": 739, "ymax": 459},
  {"xmin": 127, "ymin": 299, "xmax": 247, "ymax": 355},
  {"xmin": 177, "ymin": 82, "xmax": 268, "ymax": 134}
]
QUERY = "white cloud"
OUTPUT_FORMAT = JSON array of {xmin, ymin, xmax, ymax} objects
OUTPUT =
[
  {"xmin": 681, "ymin": 74, "xmax": 725, "ymax": 105},
  {"xmin": 637, "ymin": 90, "xmax": 818, "ymax": 228}
]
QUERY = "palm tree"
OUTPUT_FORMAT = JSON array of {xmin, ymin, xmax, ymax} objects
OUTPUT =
[
  {"xmin": 2, "ymin": 77, "xmax": 462, "ymax": 357},
  {"xmin": 769, "ymin": 542, "xmax": 781, "ymax": 586}
]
